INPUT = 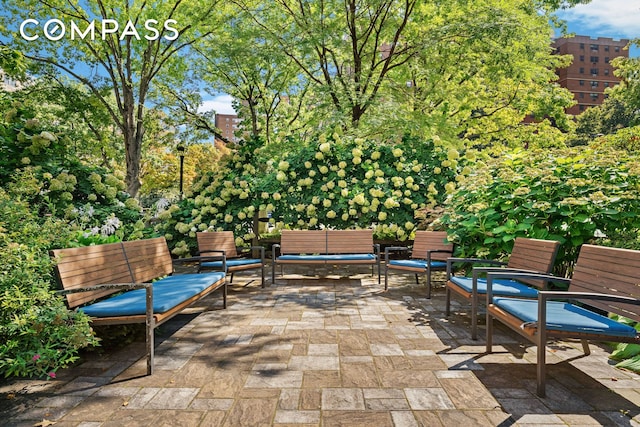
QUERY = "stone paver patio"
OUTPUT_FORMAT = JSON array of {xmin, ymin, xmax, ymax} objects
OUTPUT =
[{"xmin": 1, "ymin": 265, "xmax": 639, "ymax": 426}]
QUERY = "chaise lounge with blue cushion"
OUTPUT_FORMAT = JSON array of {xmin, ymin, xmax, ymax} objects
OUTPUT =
[
  {"xmin": 485, "ymin": 244, "xmax": 640, "ymax": 397},
  {"xmin": 384, "ymin": 230, "xmax": 453, "ymax": 297}
]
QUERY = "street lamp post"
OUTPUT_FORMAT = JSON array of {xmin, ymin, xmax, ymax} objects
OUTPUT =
[{"xmin": 177, "ymin": 144, "xmax": 185, "ymax": 198}]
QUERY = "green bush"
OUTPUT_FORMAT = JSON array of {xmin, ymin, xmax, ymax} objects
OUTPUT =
[
  {"xmin": 438, "ymin": 145, "xmax": 640, "ymax": 275},
  {"xmin": 0, "ymin": 185, "xmax": 99, "ymax": 379}
]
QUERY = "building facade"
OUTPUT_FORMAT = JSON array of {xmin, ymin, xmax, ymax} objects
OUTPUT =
[
  {"xmin": 214, "ymin": 113, "xmax": 242, "ymax": 144},
  {"xmin": 553, "ymin": 36, "xmax": 629, "ymax": 115}
]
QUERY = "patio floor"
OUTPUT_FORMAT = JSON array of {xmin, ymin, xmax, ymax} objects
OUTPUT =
[{"xmin": 2, "ymin": 265, "xmax": 639, "ymax": 426}]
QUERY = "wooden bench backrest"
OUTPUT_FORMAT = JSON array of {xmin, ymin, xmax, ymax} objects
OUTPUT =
[
  {"xmin": 51, "ymin": 242, "xmax": 133, "ymax": 309},
  {"xmin": 411, "ymin": 231, "xmax": 452, "ymax": 261},
  {"xmin": 197, "ymin": 231, "xmax": 238, "ymax": 258},
  {"xmin": 280, "ymin": 230, "xmax": 327, "ymax": 254},
  {"xmin": 327, "ymin": 230, "xmax": 374, "ymax": 254},
  {"xmin": 506, "ymin": 237, "xmax": 560, "ymax": 289},
  {"xmin": 570, "ymin": 244, "xmax": 640, "ymax": 323},
  {"xmin": 123, "ymin": 237, "xmax": 174, "ymax": 283}
]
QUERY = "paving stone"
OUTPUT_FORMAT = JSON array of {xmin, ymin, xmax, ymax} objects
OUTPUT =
[
  {"xmin": 145, "ymin": 387, "xmax": 199, "ymax": 410},
  {"xmin": 273, "ymin": 409, "xmax": 320, "ymax": 424},
  {"xmin": 404, "ymin": 388, "xmax": 455, "ymax": 410},
  {"xmin": 390, "ymin": 410, "xmax": 420, "ymax": 427},
  {"xmin": 321, "ymin": 388, "xmax": 366, "ymax": 410},
  {"xmin": 288, "ymin": 355, "xmax": 339, "ymax": 370},
  {"xmin": 278, "ymin": 388, "xmax": 301, "ymax": 410},
  {"xmin": 245, "ymin": 370, "xmax": 304, "ymax": 388}
]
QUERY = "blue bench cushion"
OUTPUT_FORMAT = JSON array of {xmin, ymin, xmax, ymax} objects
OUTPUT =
[
  {"xmin": 80, "ymin": 272, "xmax": 225, "ymax": 317},
  {"xmin": 278, "ymin": 254, "xmax": 376, "ymax": 261},
  {"xmin": 201, "ymin": 258, "xmax": 261, "ymax": 269},
  {"xmin": 493, "ymin": 297, "xmax": 638, "ymax": 338},
  {"xmin": 450, "ymin": 276, "xmax": 539, "ymax": 298},
  {"xmin": 388, "ymin": 259, "xmax": 447, "ymax": 269}
]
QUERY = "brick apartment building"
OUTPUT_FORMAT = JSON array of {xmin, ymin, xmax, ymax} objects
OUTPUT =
[
  {"xmin": 553, "ymin": 35, "xmax": 629, "ymax": 115},
  {"xmin": 214, "ymin": 113, "xmax": 242, "ymax": 144}
]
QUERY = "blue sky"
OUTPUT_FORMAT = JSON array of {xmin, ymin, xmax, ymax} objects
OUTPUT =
[
  {"xmin": 554, "ymin": 0, "xmax": 640, "ymax": 56},
  {"xmin": 203, "ymin": 1, "xmax": 640, "ymax": 115}
]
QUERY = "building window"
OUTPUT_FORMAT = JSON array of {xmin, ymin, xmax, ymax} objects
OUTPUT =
[
  {"xmin": 579, "ymin": 55, "xmax": 585, "ymax": 62},
  {"xmin": 590, "ymin": 56, "xmax": 599, "ymax": 63},
  {"xmin": 590, "ymin": 93, "xmax": 598, "ymax": 101},
  {"xmin": 579, "ymin": 80, "xmax": 585, "ymax": 86},
  {"xmin": 590, "ymin": 44, "xmax": 599, "ymax": 51},
  {"xmin": 579, "ymin": 92, "xmax": 584, "ymax": 99},
  {"xmin": 615, "ymin": 46, "xmax": 620, "ymax": 52},
  {"xmin": 604, "ymin": 57, "xmax": 610, "ymax": 64},
  {"xmin": 579, "ymin": 105, "xmax": 585, "ymax": 111},
  {"xmin": 604, "ymin": 69, "xmax": 609, "ymax": 76},
  {"xmin": 580, "ymin": 43, "xmax": 585, "ymax": 49},
  {"xmin": 590, "ymin": 68, "xmax": 598, "ymax": 76},
  {"xmin": 579, "ymin": 67, "xmax": 585, "ymax": 74},
  {"xmin": 591, "ymin": 81, "xmax": 598, "ymax": 88},
  {"xmin": 605, "ymin": 46, "xmax": 610, "ymax": 52}
]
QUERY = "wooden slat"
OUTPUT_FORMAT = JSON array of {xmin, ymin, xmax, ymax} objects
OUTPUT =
[
  {"xmin": 411, "ymin": 231, "xmax": 452, "ymax": 261},
  {"xmin": 506, "ymin": 238, "xmax": 560, "ymax": 289},
  {"xmin": 280, "ymin": 230, "xmax": 327, "ymax": 254},
  {"xmin": 569, "ymin": 244, "xmax": 640, "ymax": 322},
  {"xmin": 123, "ymin": 237, "xmax": 173, "ymax": 283},
  {"xmin": 327, "ymin": 230, "xmax": 373, "ymax": 254},
  {"xmin": 197, "ymin": 231, "xmax": 238, "ymax": 258},
  {"xmin": 51, "ymin": 243, "xmax": 132, "ymax": 308}
]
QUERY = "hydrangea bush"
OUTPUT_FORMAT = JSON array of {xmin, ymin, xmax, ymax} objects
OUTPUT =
[
  {"xmin": 157, "ymin": 134, "xmax": 476, "ymax": 255},
  {"xmin": 438, "ymin": 145, "xmax": 640, "ymax": 276},
  {"xmin": 1, "ymin": 102, "xmax": 145, "ymax": 244}
]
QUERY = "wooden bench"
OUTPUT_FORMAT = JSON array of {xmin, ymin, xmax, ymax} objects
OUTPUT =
[
  {"xmin": 445, "ymin": 237, "xmax": 560, "ymax": 339},
  {"xmin": 384, "ymin": 231, "xmax": 453, "ymax": 297},
  {"xmin": 197, "ymin": 231, "xmax": 266, "ymax": 287},
  {"xmin": 51, "ymin": 237, "xmax": 227, "ymax": 375},
  {"xmin": 485, "ymin": 244, "xmax": 640, "ymax": 397},
  {"xmin": 271, "ymin": 229, "xmax": 380, "ymax": 284}
]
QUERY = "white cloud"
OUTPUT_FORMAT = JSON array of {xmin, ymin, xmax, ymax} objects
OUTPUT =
[
  {"xmin": 198, "ymin": 94, "xmax": 236, "ymax": 115},
  {"xmin": 558, "ymin": 0, "xmax": 640, "ymax": 40}
]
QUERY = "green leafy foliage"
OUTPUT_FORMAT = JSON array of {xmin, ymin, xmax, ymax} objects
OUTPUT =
[
  {"xmin": 438, "ymin": 145, "xmax": 640, "ymax": 275},
  {"xmin": 0, "ymin": 102, "xmax": 145, "ymax": 242},
  {"xmin": 0, "ymin": 185, "xmax": 99, "ymax": 378}
]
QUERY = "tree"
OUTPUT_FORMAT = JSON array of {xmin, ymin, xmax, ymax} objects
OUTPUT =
[
  {"xmin": 195, "ymin": 13, "xmax": 305, "ymax": 144},
  {"xmin": 381, "ymin": 0, "xmax": 576, "ymax": 147},
  {"xmin": 236, "ymin": 0, "xmax": 418, "ymax": 129},
  {"xmin": 1, "ymin": 0, "xmax": 223, "ymax": 198}
]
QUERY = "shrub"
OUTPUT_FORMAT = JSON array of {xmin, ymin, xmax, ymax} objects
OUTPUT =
[
  {"xmin": 0, "ymin": 184, "xmax": 99, "ymax": 379},
  {"xmin": 438, "ymin": 145, "xmax": 640, "ymax": 276}
]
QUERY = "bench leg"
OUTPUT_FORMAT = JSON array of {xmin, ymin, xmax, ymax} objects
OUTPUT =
[
  {"xmin": 581, "ymin": 339, "xmax": 591, "ymax": 355},
  {"xmin": 261, "ymin": 263, "xmax": 265, "ymax": 288},
  {"xmin": 445, "ymin": 286, "xmax": 451, "ymax": 316},
  {"xmin": 485, "ymin": 311, "xmax": 493, "ymax": 353},
  {"xmin": 271, "ymin": 263, "xmax": 276, "ymax": 285},
  {"xmin": 223, "ymin": 282, "xmax": 227, "ymax": 309},
  {"xmin": 384, "ymin": 265, "xmax": 389, "ymax": 291},
  {"xmin": 145, "ymin": 285, "xmax": 154, "ymax": 375},
  {"xmin": 471, "ymin": 292, "xmax": 478, "ymax": 340}
]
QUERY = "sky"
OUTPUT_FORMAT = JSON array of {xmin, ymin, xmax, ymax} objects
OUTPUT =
[
  {"xmin": 203, "ymin": 0, "xmax": 640, "ymax": 116},
  {"xmin": 554, "ymin": 0, "xmax": 640, "ymax": 55}
]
